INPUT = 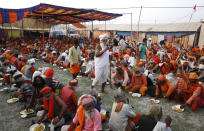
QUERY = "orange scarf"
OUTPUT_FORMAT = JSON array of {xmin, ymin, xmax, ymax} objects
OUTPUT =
[
  {"xmin": 115, "ymin": 102, "xmax": 124, "ymax": 112},
  {"xmin": 43, "ymin": 92, "xmax": 55, "ymax": 119},
  {"xmin": 75, "ymin": 105, "xmax": 85, "ymax": 131}
]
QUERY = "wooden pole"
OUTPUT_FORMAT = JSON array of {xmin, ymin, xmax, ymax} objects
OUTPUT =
[
  {"xmin": 42, "ymin": 12, "xmax": 44, "ymax": 49},
  {"xmin": 66, "ymin": 23, "xmax": 68, "ymax": 36},
  {"xmin": 137, "ymin": 6, "xmax": 143, "ymax": 41},
  {"xmin": 21, "ymin": 18, "xmax": 24, "ymax": 39},
  {"xmin": 105, "ymin": 21, "xmax": 106, "ymax": 32},
  {"xmin": 48, "ymin": 17, "xmax": 50, "ymax": 40},
  {"xmin": 68, "ymin": 24, "xmax": 70, "ymax": 36},
  {"xmin": 91, "ymin": 21, "xmax": 93, "ymax": 31},
  {"xmin": 131, "ymin": 12, "xmax": 133, "ymax": 41},
  {"xmin": 91, "ymin": 20, "xmax": 93, "ymax": 39},
  {"xmin": 10, "ymin": 23, "xmax": 13, "ymax": 38}
]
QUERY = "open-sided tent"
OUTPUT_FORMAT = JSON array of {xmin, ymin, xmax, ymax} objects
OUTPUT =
[{"xmin": 0, "ymin": 3, "xmax": 122, "ymax": 25}]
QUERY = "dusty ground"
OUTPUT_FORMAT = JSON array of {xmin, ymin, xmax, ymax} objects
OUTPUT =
[{"xmin": 0, "ymin": 59, "xmax": 204, "ymax": 131}]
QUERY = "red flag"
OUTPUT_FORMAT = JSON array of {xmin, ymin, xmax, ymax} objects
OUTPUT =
[
  {"xmin": 189, "ymin": 5, "xmax": 197, "ymax": 22},
  {"xmin": 193, "ymin": 5, "xmax": 197, "ymax": 11}
]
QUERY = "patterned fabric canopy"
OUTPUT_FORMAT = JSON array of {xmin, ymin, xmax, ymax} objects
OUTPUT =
[{"xmin": 0, "ymin": 3, "xmax": 122, "ymax": 24}]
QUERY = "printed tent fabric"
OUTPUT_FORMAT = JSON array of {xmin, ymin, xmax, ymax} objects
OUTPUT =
[
  {"xmin": 72, "ymin": 23, "xmax": 86, "ymax": 28},
  {"xmin": 0, "ymin": 3, "xmax": 122, "ymax": 25},
  {"xmin": 0, "ymin": 6, "xmax": 38, "ymax": 24}
]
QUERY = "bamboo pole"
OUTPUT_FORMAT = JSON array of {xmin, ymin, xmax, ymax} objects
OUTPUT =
[
  {"xmin": 42, "ymin": 12, "xmax": 44, "ymax": 49},
  {"xmin": 137, "ymin": 6, "xmax": 143, "ymax": 41},
  {"xmin": 21, "ymin": 18, "xmax": 24, "ymax": 39}
]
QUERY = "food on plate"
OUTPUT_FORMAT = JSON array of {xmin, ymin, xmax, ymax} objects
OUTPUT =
[
  {"xmin": 173, "ymin": 107, "xmax": 182, "ymax": 112},
  {"xmin": 24, "ymin": 109, "xmax": 33, "ymax": 114},
  {"xmin": 33, "ymin": 124, "xmax": 44, "ymax": 131},
  {"xmin": 150, "ymin": 99, "xmax": 155, "ymax": 103},
  {"xmin": 7, "ymin": 98, "xmax": 18, "ymax": 103}
]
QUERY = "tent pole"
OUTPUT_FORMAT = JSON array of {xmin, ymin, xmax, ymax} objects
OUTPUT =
[
  {"xmin": 10, "ymin": 23, "xmax": 13, "ymax": 39},
  {"xmin": 48, "ymin": 17, "xmax": 50, "ymax": 40},
  {"xmin": 22, "ymin": 18, "xmax": 24, "ymax": 40},
  {"xmin": 105, "ymin": 21, "xmax": 106, "ymax": 32},
  {"xmin": 68, "ymin": 24, "xmax": 70, "ymax": 37},
  {"xmin": 91, "ymin": 21, "xmax": 93, "ymax": 31},
  {"xmin": 66, "ymin": 23, "xmax": 68, "ymax": 37},
  {"xmin": 91, "ymin": 21, "xmax": 93, "ymax": 39},
  {"xmin": 42, "ymin": 12, "xmax": 44, "ymax": 49},
  {"xmin": 1, "ymin": 21, "xmax": 3, "ymax": 43},
  {"xmin": 2, "ymin": 9, "xmax": 5, "ymax": 41},
  {"xmin": 137, "ymin": 6, "xmax": 143, "ymax": 41},
  {"xmin": 131, "ymin": 12, "xmax": 133, "ymax": 41}
]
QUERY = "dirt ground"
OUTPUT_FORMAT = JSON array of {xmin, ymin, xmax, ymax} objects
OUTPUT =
[{"xmin": 0, "ymin": 60, "xmax": 204, "ymax": 131}]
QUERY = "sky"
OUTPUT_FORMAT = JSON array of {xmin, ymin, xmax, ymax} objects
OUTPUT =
[{"xmin": 0, "ymin": 0, "xmax": 204, "ymax": 24}]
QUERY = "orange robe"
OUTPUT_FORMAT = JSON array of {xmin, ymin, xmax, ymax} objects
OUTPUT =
[
  {"xmin": 170, "ymin": 60, "xmax": 178, "ymax": 73},
  {"xmin": 126, "ymin": 74, "xmax": 147, "ymax": 95},
  {"xmin": 70, "ymin": 63, "xmax": 80, "ymax": 74},
  {"xmin": 156, "ymin": 79, "xmax": 174, "ymax": 97},
  {"xmin": 160, "ymin": 63, "xmax": 169, "ymax": 74}
]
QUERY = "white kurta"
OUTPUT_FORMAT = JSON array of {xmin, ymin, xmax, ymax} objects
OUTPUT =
[
  {"xmin": 128, "ymin": 57, "xmax": 136, "ymax": 67},
  {"xmin": 153, "ymin": 121, "xmax": 172, "ymax": 131},
  {"xmin": 109, "ymin": 102, "xmax": 136, "ymax": 131},
  {"xmin": 85, "ymin": 60, "xmax": 95, "ymax": 74},
  {"xmin": 92, "ymin": 49, "xmax": 109, "ymax": 86},
  {"xmin": 119, "ymin": 39, "xmax": 126, "ymax": 50}
]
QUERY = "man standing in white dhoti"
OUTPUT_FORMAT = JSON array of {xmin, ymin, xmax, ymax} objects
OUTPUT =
[{"xmin": 91, "ymin": 34, "xmax": 110, "ymax": 93}]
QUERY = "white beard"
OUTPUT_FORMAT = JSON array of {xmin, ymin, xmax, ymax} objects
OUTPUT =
[
  {"xmin": 100, "ymin": 42, "xmax": 106, "ymax": 50},
  {"xmin": 84, "ymin": 109, "xmax": 95, "ymax": 120}
]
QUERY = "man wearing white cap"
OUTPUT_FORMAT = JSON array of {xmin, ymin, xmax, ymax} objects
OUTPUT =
[
  {"xmin": 91, "ymin": 34, "xmax": 110, "ymax": 93},
  {"xmin": 147, "ymin": 38, "xmax": 152, "ymax": 49},
  {"xmin": 24, "ymin": 58, "xmax": 35, "ymax": 80},
  {"xmin": 198, "ymin": 64, "xmax": 204, "ymax": 80},
  {"xmin": 119, "ymin": 35, "xmax": 126, "ymax": 50}
]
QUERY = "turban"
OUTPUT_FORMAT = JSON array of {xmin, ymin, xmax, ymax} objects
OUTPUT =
[
  {"xmin": 148, "ymin": 38, "xmax": 152, "ymax": 41},
  {"xmin": 138, "ymin": 61, "xmax": 143, "ymax": 67},
  {"xmin": 78, "ymin": 94, "xmax": 95, "ymax": 106},
  {"xmin": 40, "ymin": 86, "xmax": 52, "ymax": 94},
  {"xmin": 7, "ymin": 65, "xmax": 16, "ymax": 72},
  {"xmin": 32, "ymin": 71, "xmax": 42, "ymax": 82},
  {"xmin": 18, "ymin": 55, "xmax": 23, "ymax": 59},
  {"xmin": 52, "ymin": 51, "xmax": 57, "ymax": 54},
  {"xmin": 81, "ymin": 96, "xmax": 94, "ymax": 106},
  {"xmin": 28, "ymin": 58, "xmax": 35, "ymax": 64},
  {"xmin": 158, "ymin": 74, "xmax": 166, "ymax": 81},
  {"xmin": 45, "ymin": 68, "xmax": 54, "ymax": 79},
  {"xmin": 199, "ymin": 64, "xmax": 204, "ymax": 70},
  {"xmin": 65, "ymin": 50, "xmax": 69, "ymax": 53},
  {"xmin": 183, "ymin": 62, "xmax": 189, "ymax": 67},
  {"xmin": 189, "ymin": 72, "xmax": 199, "ymax": 80},
  {"xmin": 99, "ymin": 34, "xmax": 108, "ymax": 41}
]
